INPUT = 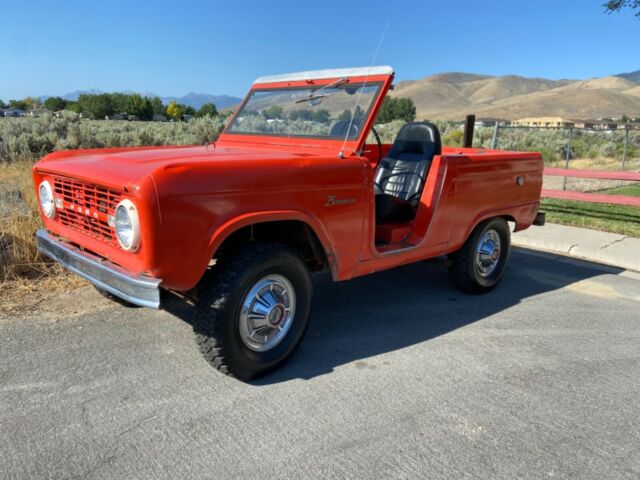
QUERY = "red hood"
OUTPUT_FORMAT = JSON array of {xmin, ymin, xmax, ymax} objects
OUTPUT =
[{"xmin": 35, "ymin": 143, "xmax": 327, "ymax": 190}]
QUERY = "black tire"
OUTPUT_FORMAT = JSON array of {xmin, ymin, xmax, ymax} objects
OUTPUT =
[
  {"xmin": 93, "ymin": 285, "xmax": 142, "ymax": 308},
  {"xmin": 448, "ymin": 217, "xmax": 511, "ymax": 294},
  {"xmin": 193, "ymin": 244, "xmax": 312, "ymax": 380}
]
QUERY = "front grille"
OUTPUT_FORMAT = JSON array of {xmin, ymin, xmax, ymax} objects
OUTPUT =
[{"xmin": 53, "ymin": 176, "xmax": 122, "ymax": 246}]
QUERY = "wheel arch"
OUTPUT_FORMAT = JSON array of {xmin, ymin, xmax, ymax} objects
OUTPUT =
[{"xmin": 206, "ymin": 212, "xmax": 338, "ymax": 279}]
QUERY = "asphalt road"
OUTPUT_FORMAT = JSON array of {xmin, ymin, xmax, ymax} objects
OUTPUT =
[{"xmin": 1, "ymin": 249, "xmax": 639, "ymax": 480}]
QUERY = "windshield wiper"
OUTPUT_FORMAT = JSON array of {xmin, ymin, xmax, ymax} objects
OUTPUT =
[{"xmin": 294, "ymin": 77, "xmax": 349, "ymax": 104}]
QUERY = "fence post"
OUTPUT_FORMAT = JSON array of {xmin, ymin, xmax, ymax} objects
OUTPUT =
[
  {"xmin": 463, "ymin": 114, "xmax": 475, "ymax": 148},
  {"xmin": 491, "ymin": 121, "xmax": 499, "ymax": 149},
  {"xmin": 621, "ymin": 127, "xmax": 629, "ymax": 171},
  {"xmin": 563, "ymin": 127, "xmax": 573, "ymax": 191}
]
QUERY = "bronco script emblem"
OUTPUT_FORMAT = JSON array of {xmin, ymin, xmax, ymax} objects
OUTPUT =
[{"xmin": 323, "ymin": 195, "xmax": 356, "ymax": 207}]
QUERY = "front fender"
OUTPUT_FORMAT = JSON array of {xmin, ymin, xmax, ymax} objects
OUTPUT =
[{"xmin": 205, "ymin": 210, "xmax": 338, "ymax": 277}]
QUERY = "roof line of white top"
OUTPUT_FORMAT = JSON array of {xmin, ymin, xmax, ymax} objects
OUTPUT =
[{"xmin": 254, "ymin": 66, "xmax": 394, "ymax": 84}]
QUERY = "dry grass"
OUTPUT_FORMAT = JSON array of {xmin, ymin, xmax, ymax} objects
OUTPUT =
[
  {"xmin": 0, "ymin": 161, "xmax": 84, "ymax": 302},
  {"xmin": 0, "ymin": 115, "xmax": 228, "ymax": 302},
  {"xmin": 548, "ymin": 156, "xmax": 640, "ymax": 172}
]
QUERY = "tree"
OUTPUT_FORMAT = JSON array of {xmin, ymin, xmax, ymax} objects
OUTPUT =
[
  {"xmin": 197, "ymin": 103, "xmax": 218, "ymax": 118},
  {"xmin": 376, "ymin": 97, "xmax": 416, "ymax": 124},
  {"xmin": 166, "ymin": 100, "xmax": 184, "ymax": 120},
  {"xmin": 183, "ymin": 105, "xmax": 196, "ymax": 116},
  {"xmin": 337, "ymin": 106, "xmax": 365, "ymax": 123},
  {"xmin": 78, "ymin": 93, "xmax": 113, "ymax": 118},
  {"xmin": 604, "ymin": 0, "xmax": 640, "ymax": 16},
  {"xmin": 126, "ymin": 94, "xmax": 153, "ymax": 120},
  {"xmin": 289, "ymin": 109, "xmax": 313, "ymax": 121},
  {"xmin": 110, "ymin": 93, "xmax": 130, "ymax": 114},
  {"xmin": 24, "ymin": 96, "xmax": 42, "ymax": 110},
  {"xmin": 0, "ymin": 99, "xmax": 6, "ymax": 109},
  {"xmin": 262, "ymin": 105, "xmax": 284, "ymax": 119},
  {"xmin": 151, "ymin": 97, "xmax": 165, "ymax": 115},
  {"xmin": 44, "ymin": 96, "xmax": 67, "ymax": 112},
  {"xmin": 64, "ymin": 101, "xmax": 81, "ymax": 113},
  {"xmin": 311, "ymin": 109, "xmax": 331, "ymax": 124},
  {"xmin": 9, "ymin": 99, "xmax": 29, "ymax": 111}
]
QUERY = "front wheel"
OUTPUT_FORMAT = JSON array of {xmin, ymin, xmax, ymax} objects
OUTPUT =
[
  {"xmin": 448, "ymin": 217, "xmax": 511, "ymax": 294},
  {"xmin": 193, "ymin": 244, "xmax": 312, "ymax": 380}
]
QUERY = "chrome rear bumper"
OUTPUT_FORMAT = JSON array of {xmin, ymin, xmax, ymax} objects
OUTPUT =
[{"xmin": 36, "ymin": 229, "xmax": 161, "ymax": 308}]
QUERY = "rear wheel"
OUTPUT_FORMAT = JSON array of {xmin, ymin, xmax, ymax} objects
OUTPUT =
[
  {"xmin": 449, "ymin": 217, "xmax": 511, "ymax": 294},
  {"xmin": 193, "ymin": 244, "xmax": 312, "ymax": 380}
]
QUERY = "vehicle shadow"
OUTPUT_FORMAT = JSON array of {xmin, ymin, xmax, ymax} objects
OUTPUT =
[{"xmin": 162, "ymin": 248, "xmax": 622, "ymax": 384}]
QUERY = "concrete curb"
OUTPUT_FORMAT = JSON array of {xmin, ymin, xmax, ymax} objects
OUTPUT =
[{"xmin": 512, "ymin": 223, "xmax": 640, "ymax": 273}]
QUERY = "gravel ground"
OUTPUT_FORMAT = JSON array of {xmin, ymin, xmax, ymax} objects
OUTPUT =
[{"xmin": 1, "ymin": 249, "xmax": 639, "ymax": 480}]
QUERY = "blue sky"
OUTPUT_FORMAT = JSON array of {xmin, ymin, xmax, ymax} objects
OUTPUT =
[{"xmin": 1, "ymin": 0, "xmax": 638, "ymax": 100}]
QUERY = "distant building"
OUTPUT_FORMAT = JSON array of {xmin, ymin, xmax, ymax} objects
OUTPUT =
[
  {"xmin": 153, "ymin": 114, "xmax": 167, "ymax": 122},
  {"xmin": 3, "ymin": 108, "xmax": 26, "ymax": 117},
  {"xmin": 182, "ymin": 114, "xmax": 194, "ymax": 122},
  {"xmin": 617, "ymin": 122, "xmax": 640, "ymax": 130},
  {"xmin": 511, "ymin": 117, "xmax": 575, "ymax": 128},
  {"xmin": 511, "ymin": 116, "xmax": 631, "ymax": 130},
  {"xmin": 29, "ymin": 109, "xmax": 47, "ymax": 117},
  {"xmin": 476, "ymin": 118, "xmax": 509, "ymax": 127},
  {"xmin": 573, "ymin": 119, "xmax": 619, "ymax": 130},
  {"xmin": 106, "ymin": 113, "xmax": 125, "ymax": 120}
]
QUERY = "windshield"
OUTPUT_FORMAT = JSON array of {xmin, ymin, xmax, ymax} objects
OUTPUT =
[{"xmin": 226, "ymin": 82, "xmax": 382, "ymax": 140}]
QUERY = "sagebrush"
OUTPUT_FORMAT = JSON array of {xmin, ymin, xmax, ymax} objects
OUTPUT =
[
  {"xmin": 0, "ymin": 113, "xmax": 225, "ymax": 163},
  {"xmin": 0, "ymin": 114, "xmax": 225, "ymax": 285}
]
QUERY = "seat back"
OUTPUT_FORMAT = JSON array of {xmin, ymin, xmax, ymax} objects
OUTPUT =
[
  {"xmin": 373, "ymin": 122, "xmax": 441, "ymax": 206},
  {"xmin": 329, "ymin": 119, "xmax": 359, "ymax": 138}
]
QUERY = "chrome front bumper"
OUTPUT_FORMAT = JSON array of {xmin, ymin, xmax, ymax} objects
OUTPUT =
[{"xmin": 36, "ymin": 229, "xmax": 162, "ymax": 308}]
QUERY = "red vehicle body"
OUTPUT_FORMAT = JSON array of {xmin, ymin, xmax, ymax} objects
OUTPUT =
[{"xmin": 34, "ymin": 66, "xmax": 543, "ymax": 379}]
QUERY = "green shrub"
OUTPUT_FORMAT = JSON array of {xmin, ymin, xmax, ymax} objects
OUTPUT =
[{"xmin": 0, "ymin": 114, "xmax": 226, "ymax": 163}]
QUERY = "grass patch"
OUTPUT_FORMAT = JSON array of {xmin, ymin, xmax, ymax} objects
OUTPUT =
[
  {"xmin": 541, "ymin": 182, "xmax": 640, "ymax": 237},
  {"xmin": 0, "ymin": 161, "xmax": 62, "ymax": 281},
  {"xmin": 0, "ymin": 161, "xmax": 84, "ymax": 301},
  {"xmin": 0, "ymin": 115, "xmax": 226, "ymax": 290}
]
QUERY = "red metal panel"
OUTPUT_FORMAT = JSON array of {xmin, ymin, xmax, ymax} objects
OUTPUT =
[
  {"xmin": 544, "ymin": 168, "xmax": 640, "ymax": 182},
  {"xmin": 542, "ymin": 189, "xmax": 640, "ymax": 207}
]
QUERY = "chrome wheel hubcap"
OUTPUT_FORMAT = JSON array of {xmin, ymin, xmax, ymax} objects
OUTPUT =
[
  {"xmin": 239, "ymin": 274, "xmax": 296, "ymax": 352},
  {"xmin": 475, "ymin": 229, "xmax": 501, "ymax": 277}
]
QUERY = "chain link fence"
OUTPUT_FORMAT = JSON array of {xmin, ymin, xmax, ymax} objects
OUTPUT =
[{"xmin": 485, "ymin": 124, "xmax": 640, "ymax": 192}]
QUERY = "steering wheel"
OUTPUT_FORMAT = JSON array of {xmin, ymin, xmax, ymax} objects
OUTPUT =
[{"xmin": 371, "ymin": 126, "xmax": 383, "ymax": 164}]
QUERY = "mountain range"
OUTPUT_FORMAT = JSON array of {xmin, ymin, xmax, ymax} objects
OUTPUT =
[
  {"xmin": 39, "ymin": 69, "xmax": 640, "ymax": 120},
  {"xmin": 391, "ymin": 70, "xmax": 640, "ymax": 120},
  {"xmin": 43, "ymin": 90, "xmax": 242, "ymax": 109}
]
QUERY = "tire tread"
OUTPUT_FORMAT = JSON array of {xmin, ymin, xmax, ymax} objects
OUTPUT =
[{"xmin": 193, "ymin": 243, "xmax": 307, "ymax": 379}]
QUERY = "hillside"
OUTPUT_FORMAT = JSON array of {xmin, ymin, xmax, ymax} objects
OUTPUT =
[
  {"xmin": 392, "ymin": 72, "xmax": 640, "ymax": 120},
  {"xmin": 616, "ymin": 69, "xmax": 640, "ymax": 84}
]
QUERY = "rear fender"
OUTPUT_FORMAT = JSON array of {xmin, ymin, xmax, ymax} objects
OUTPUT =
[{"xmin": 454, "ymin": 202, "xmax": 539, "ymax": 251}]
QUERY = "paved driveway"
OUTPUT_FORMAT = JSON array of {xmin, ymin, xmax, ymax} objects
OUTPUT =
[{"xmin": 1, "ymin": 249, "xmax": 639, "ymax": 479}]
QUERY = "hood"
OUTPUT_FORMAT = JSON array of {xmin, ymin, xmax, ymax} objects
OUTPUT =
[{"xmin": 35, "ymin": 143, "xmax": 325, "ymax": 190}]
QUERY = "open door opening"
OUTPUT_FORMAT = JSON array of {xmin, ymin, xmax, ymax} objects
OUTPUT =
[{"xmin": 373, "ymin": 122, "xmax": 442, "ymax": 248}]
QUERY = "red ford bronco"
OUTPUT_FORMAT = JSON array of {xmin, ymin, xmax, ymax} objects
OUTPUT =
[{"xmin": 34, "ymin": 66, "xmax": 543, "ymax": 379}]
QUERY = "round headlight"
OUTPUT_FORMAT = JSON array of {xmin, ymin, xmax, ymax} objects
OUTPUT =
[
  {"xmin": 39, "ymin": 180, "xmax": 55, "ymax": 218},
  {"xmin": 114, "ymin": 199, "xmax": 141, "ymax": 251}
]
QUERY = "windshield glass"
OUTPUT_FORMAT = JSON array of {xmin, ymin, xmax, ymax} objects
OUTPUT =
[{"xmin": 226, "ymin": 82, "xmax": 381, "ymax": 140}]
